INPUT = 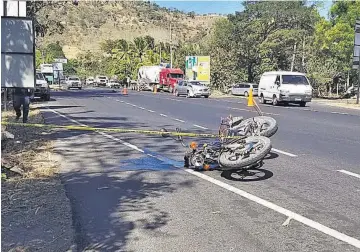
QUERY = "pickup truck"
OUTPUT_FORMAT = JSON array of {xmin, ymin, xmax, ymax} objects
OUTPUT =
[
  {"xmin": 66, "ymin": 76, "xmax": 82, "ymax": 90},
  {"xmin": 35, "ymin": 71, "xmax": 51, "ymax": 101}
]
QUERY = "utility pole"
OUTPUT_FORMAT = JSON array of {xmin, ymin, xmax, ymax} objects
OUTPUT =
[
  {"xmin": 357, "ymin": 51, "xmax": 360, "ymax": 104},
  {"xmin": 170, "ymin": 22, "xmax": 173, "ymax": 68},
  {"xmin": 159, "ymin": 44, "xmax": 162, "ymax": 64}
]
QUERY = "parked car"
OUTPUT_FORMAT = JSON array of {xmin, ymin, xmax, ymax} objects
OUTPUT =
[
  {"xmin": 86, "ymin": 77, "xmax": 95, "ymax": 86},
  {"xmin": 258, "ymin": 71, "xmax": 312, "ymax": 107},
  {"xmin": 66, "ymin": 76, "xmax": 82, "ymax": 90},
  {"xmin": 174, "ymin": 80, "xmax": 210, "ymax": 98},
  {"xmin": 107, "ymin": 80, "xmax": 121, "ymax": 88},
  {"xmin": 231, "ymin": 83, "xmax": 258, "ymax": 97},
  {"xmin": 95, "ymin": 75, "xmax": 108, "ymax": 87},
  {"xmin": 34, "ymin": 71, "xmax": 51, "ymax": 101}
]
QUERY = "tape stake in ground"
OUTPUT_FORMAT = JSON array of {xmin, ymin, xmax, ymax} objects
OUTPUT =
[{"xmin": 1, "ymin": 121, "xmax": 247, "ymax": 139}]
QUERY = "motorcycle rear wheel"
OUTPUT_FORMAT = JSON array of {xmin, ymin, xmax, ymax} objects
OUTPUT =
[{"xmin": 236, "ymin": 116, "xmax": 278, "ymax": 138}]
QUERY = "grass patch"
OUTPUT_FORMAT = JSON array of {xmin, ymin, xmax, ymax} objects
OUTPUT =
[{"xmin": 1, "ymin": 108, "xmax": 59, "ymax": 179}]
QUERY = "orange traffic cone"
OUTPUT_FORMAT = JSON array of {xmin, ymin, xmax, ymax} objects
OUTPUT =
[
  {"xmin": 153, "ymin": 85, "xmax": 157, "ymax": 94},
  {"xmin": 123, "ymin": 87, "xmax": 128, "ymax": 95}
]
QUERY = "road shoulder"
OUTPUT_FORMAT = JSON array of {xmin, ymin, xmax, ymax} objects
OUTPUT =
[{"xmin": 1, "ymin": 107, "xmax": 75, "ymax": 252}]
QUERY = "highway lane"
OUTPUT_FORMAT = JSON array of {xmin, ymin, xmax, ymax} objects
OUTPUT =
[
  {"xmin": 98, "ymin": 90, "xmax": 360, "ymax": 236},
  {"xmin": 104, "ymin": 90, "xmax": 360, "ymax": 169},
  {"xmin": 42, "ymin": 89, "xmax": 360, "ymax": 251}
]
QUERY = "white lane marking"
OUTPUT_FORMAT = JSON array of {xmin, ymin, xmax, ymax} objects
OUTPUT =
[
  {"xmin": 337, "ymin": 170, "xmax": 360, "ymax": 179},
  {"xmin": 272, "ymin": 148, "xmax": 298, "ymax": 157},
  {"xmin": 47, "ymin": 108, "xmax": 360, "ymax": 249},
  {"xmin": 147, "ymin": 109, "xmax": 155, "ymax": 113},
  {"xmin": 138, "ymin": 106, "xmax": 146, "ymax": 110},
  {"xmin": 193, "ymin": 124, "xmax": 208, "ymax": 130},
  {"xmin": 48, "ymin": 109, "xmax": 87, "ymax": 127},
  {"xmin": 184, "ymin": 169, "xmax": 360, "ymax": 249},
  {"xmin": 98, "ymin": 131, "xmax": 144, "ymax": 153},
  {"xmin": 48, "ymin": 108, "xmax": 144, "ymax": 152},
  {"xmin": 331, "ymin": 112, "xmax": 349, "ymax": 115},
  {"xmin": 174, "ymin": 118, "xmax": 185, "ymax": 123},
  {"xmin": 160, "ymin": 113, "xmax": 168, "ymax": 117}
]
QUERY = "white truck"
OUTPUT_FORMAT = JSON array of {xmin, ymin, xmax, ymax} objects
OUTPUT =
[
  {"xmin": 40, "ymin": 64, "xmax": 54, "ymax": 85},
  {"xmin": 95, "ymin": 75, "xmax": 109, "ymax": 87},
  {"xmin": 136, "ymin": 65, "xmax": 164, "ymax": 91}
]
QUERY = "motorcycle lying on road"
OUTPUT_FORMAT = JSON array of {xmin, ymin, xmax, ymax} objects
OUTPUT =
[{"xmin": 160, "ymin": 115, "xmax": 278, "ymax": 171}]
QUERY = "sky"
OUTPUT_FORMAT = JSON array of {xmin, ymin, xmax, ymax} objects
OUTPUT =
[{"xmin": 153, "ymin": 1, "xmax": 333, "ymax": 18}]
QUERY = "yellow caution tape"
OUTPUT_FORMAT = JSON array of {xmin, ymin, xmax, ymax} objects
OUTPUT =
[{"xmin": 1, "ymin": 121, "xmax": 246, "ymax": 139}]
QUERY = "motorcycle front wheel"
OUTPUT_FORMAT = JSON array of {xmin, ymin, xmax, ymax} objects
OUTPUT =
[{"xmin": 218, "ymin": 136, "xmax": 271, "ymax": 170}]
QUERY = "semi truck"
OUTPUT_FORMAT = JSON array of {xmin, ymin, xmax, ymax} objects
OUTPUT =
[{"xmin": 136, "ymin": 65, "xmax": 184, "ymax": 92}]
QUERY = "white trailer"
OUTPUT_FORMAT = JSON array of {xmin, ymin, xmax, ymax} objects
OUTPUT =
[{"xmin": 136, "ymin": 65, "xmax": 164, "ymax": 91}]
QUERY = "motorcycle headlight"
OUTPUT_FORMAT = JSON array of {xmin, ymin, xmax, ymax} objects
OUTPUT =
[{"xmin": 190, "ymin": 141, "xmax": 197, "ymax": 149}]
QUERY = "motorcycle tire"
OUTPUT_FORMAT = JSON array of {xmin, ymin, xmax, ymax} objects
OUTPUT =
[
  {"xmin": 218, "ymin": 136, "xmax": 272, "ymax": 169},
  {"xmin": 237, "ymin": 116, "xmax": 278, "ymax": 138}
]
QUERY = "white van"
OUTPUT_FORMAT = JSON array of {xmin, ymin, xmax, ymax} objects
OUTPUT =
[{"xmin": 258, "ymin": 71, "xmax": 312, "ymax": 107}]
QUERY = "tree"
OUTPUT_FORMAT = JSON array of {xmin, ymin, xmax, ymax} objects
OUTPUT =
[{"xmin": 133, "ymin": 37, "xmax": 148, "ymax": 62}]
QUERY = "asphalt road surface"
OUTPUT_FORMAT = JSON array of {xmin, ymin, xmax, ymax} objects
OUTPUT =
[{"xmin": 38, "ymin": 88, "xmax": 360, "ymax": 252}]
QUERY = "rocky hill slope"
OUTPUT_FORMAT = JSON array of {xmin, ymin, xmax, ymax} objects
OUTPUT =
[{"xmin": 35, "ymin": 1, "xmax": 224, "ymax": 59}]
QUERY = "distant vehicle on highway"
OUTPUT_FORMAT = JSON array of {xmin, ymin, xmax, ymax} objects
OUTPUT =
[
  {"xmin": 137, "ymin": 65, "xmax": 184, "ymax": 92},
  {"xmin": 174, "ymin": 80, "xmax": 210, "ymax": 98},
  {"xmin": 95, "ymin": 75, "xmax": 108, "ymax": 87},
  {"xmin": 107, "ymin": 80, "xmax": 121, "ymax": 88},
  {"xmin": 258, "ymin": 71, "xmax": 312, "ymax": 107},
  {"xmin": 86, "ymin": 77, "xmax": 95, "ymax": 86},
  {"xmin": 159, "ymin": 68, "xmax": 184, "ymax": 93},
  {"xmin": 231, "ymin": 83, "xmax": 258, "ymax": 97},
  {"xmin": 34, "ymin": 71, "xmax": 51, "ymax": 101},
  {"xmin": 66, "ymin": 76, "xmax": 82, "ymax": 90}
]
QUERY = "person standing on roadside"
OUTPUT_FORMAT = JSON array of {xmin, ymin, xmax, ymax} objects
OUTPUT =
[
  {"xmin": 126, "ymin": 75, "xmax": 130, "ymax": 88},
  {"xmin": 12, "ymin": 87, "xmax": 32, "ymax": 123}
]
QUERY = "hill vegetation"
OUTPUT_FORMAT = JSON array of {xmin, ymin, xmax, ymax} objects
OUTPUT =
[
  {"xmin": 33, "ymin": 1, "xmax": 360, "ymax": 97},
  {"xmin": 34, "ymin": 1, "xmax": 222, "ymax": 59}
]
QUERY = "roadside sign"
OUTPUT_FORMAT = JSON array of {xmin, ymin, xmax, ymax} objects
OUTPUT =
[
  {"xmin": 185, "ymin": 56, "xmax": 210, "ymax": 83},
  {"xmin": 54, "ymin": 58, "xmax": 68, "ymax": 64},
  {"xmin": 352, "ymin": 20, "xmax": 360, "ymax": 69},
  {"xmin": 52, "ymin": 62, "xmax": 63, "ymax": 71}
]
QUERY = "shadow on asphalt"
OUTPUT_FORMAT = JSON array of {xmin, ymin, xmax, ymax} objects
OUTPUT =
[
  {"xmin": 220, "ymin": 168, "xmax": 274, "ymax": 182},
  {"xmin": 38, "ymin": 110, "xmax": 196, "ymax": 250},
  {"xmin": 264, "ymin": 152, "xmax": 279, "ymax": 160},
  {"xmin": 62, "ymin": 170, "xmax": 194, "ymax": 251},
  {"xmin": 46, "ymin": 105, "xmax": 84, "ymax": 109}
]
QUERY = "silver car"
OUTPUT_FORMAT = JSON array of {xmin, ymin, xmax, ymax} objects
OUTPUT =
[
  {"xmin": 231, "ymin": 83, "xmax": 258, "ymax": 97},
  {"xmin": 174, "ymin": 80, "xmax": 210, "ymax": 98}
]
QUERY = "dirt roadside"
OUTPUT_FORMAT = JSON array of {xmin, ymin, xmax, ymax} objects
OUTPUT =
[
  {"xmin": 312, "ymin": 98, "xmax": 360, "ymax": 110},
  {"xmin": 1, "ymin": 107, "xmax": 75, "ymax": 252}
]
